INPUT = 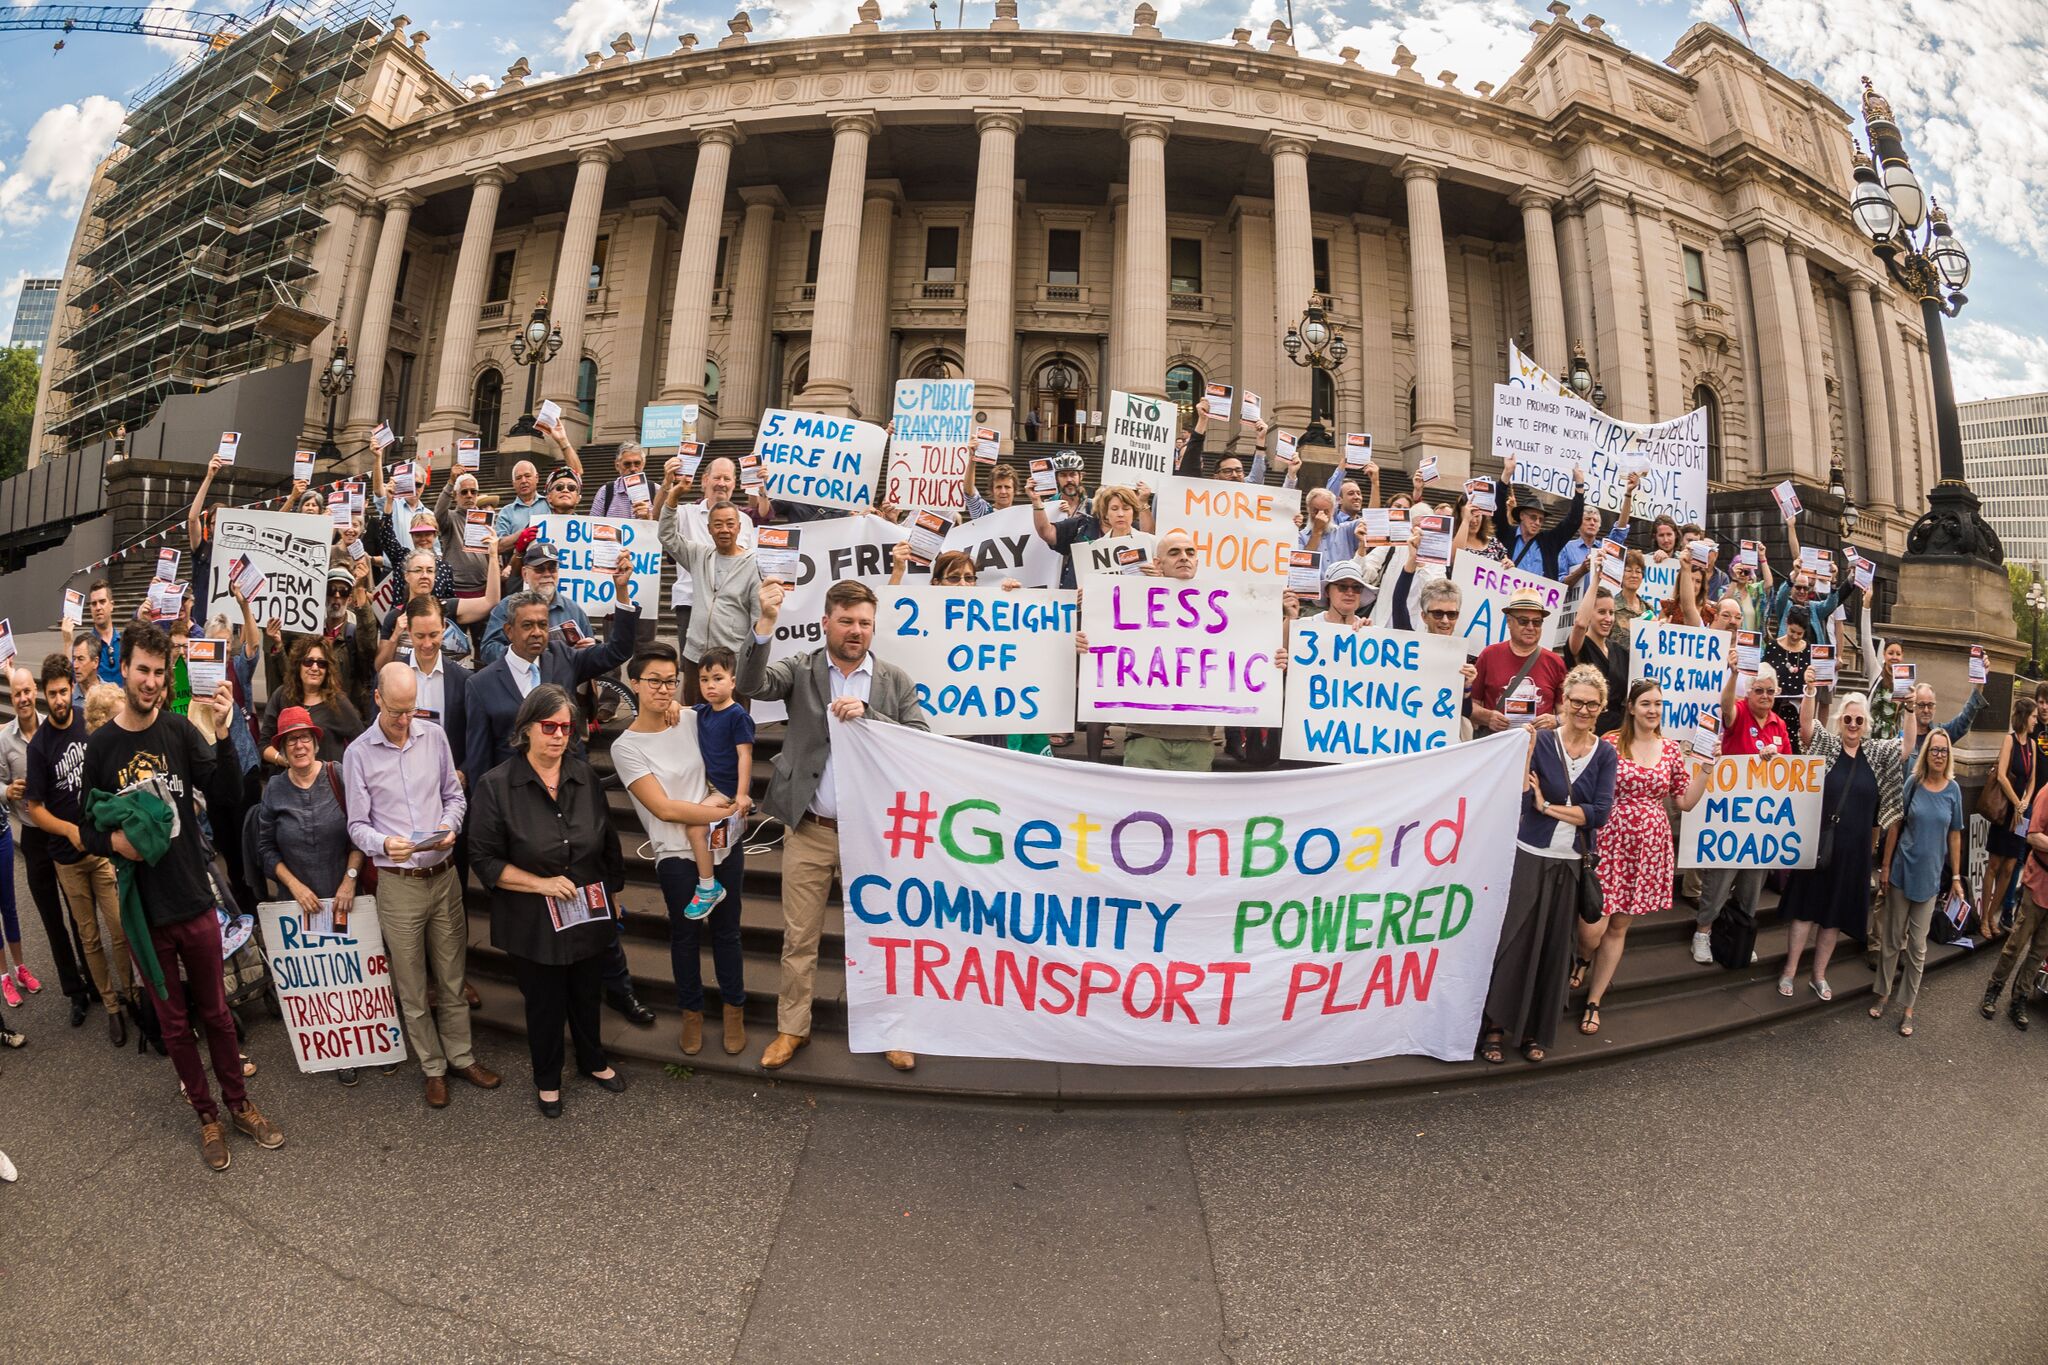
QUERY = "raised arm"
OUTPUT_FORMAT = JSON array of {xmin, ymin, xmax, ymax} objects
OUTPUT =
[
  {"xmin": 188, "ymin": 455, "xmax": 222, "ymax": 550},
  {"xmin": 545, "ymin": 419, "xmax": 583, "ymax": 483}
]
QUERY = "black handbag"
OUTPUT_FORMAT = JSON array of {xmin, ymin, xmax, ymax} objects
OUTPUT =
[{"xmin": 1545, "ymin": 732, "xmax": 1607, "ymax": 924}]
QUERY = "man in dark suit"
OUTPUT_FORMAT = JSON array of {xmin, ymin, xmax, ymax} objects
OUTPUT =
[
  {"xmin": 739, "ymin": 577, "xmax": 929, "ymax": 1074},
  {"xmin": 399, "ymin": 595, "xmax": 472, "ymax": 776},
  {"xmin": 465, "ymin": 559, "xmax": 656, "ymax": 1028}
]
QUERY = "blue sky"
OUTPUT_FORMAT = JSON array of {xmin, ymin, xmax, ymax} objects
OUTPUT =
[{"xmin": 0, "ymin": 0, "xmax": 2041, "ymax": 399}]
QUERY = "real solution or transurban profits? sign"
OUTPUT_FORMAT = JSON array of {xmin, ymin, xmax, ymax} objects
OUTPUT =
[
  {"xmin": 257, "ymin": 898, "xmax": 406, "ymax": 1073},
  {"xmin": 751, "ymin": 409, "xmax": 885, "ymax": 511},
  {"xmin": 886, "ymin": 379, "xmax": 976, "ymax": 513},
  {"xmin": 1101, "ymin": 389, "xmax": 1177, "ymax": 488}
]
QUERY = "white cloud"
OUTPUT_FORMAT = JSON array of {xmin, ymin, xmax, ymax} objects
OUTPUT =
[
  {"xmin": 1224, "ymin": 0, "xmax": 1537, "ymax": 84},
  {"xmin": 0, "ymin": 95, "xmax": 124, "ymax": 234},
  {"xmin": 550, "ymin": 0, "xmax": 730, "ymax": 63},
  {"xmin": 1948, "ymin": 319, "xmax": 2048, "ymax": 402}
]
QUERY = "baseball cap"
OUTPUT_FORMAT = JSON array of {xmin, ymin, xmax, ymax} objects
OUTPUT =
[
  {"xmin": 523, "ymin": 542, "xmax": 560, "ymax": 569},
  {"xmin": 1323, "ymin": 559, "xmax": 1367, "ymax": 586}
]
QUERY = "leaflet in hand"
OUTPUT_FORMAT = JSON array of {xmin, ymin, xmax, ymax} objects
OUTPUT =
[
  {"xmin": 589, "ymin": 523, "xmax": 623, "ymax": 571},
  {"xmin": 456, "ymin": 437, "xmax": 481, "ymax": 470},
  {"xmin": 1239, "ymin": 390, "xmax": 1263, "ymax": 425},
  {"xmin": 1970, "ymin": 645, "xmax": 1988, "ymax": 685},
  {"xmin": 147, "ymin": 580, "xmax": 183, "ymax": 621},
  {"xmin": 679, "ymin": 441, "xmax": 705, "ymax": 481},
  {"xmin": 1688, "ymin": 539, "xmax": 1716, "ymax": 568},
  {"xmin": 156, "ymin": 547, "xmax": 180, "ymax": 582},
  {"xmin": 1735, "ymin": 540, "xmax": 1760, "ymax": 572},
  {"xmin": 1343, "ymin": 432, "xmax": 1371, "ymax": 470},
  {"xmin": 1275, "ymin": 431, "xmax": 1298, "ymax": 465},
  {"xmin": 1414, "ymin": 513, "xmax": 1453, "ymax": 566},
  {"xmin": 622, "ymin": 472, "xmax": 649, "ymax": 512},
  {"xmin": 737, "ymin": 454, "xmax": 763, "ymax": 491},
  {"xmin": 1890, "ymin": 662, "xmax": 1916, "ymax": 700},
  {"xmin": 345, "ymin": 535, "xmax": 368, "ymax": 562},
  {"xmin": 905, "ymin": 511, "xmax": 954, "ymax": 565},
  {"xmin": 61, "ymin": 588, "xmax": 83, "ymax": 626},
  {"xmin": 1599, "ymin": 549, "xmax": 1625, "ymax": 590},
  {"xmin": 215, "ymin": 431, "xmax": 240, "ymax": 465},
  {"xmin": 1853, "ymin": 555, "xmax": 1875, "ymax": 593},
  {"xmin": 390, "ymin": 462, "xmax": 415, "ymax": 497},
  {"xmin": 292, "ymin": 450, "xmax": 315, "ymax": 483},
  {"xmin": 1502, "ymin": 679, "xmax": 1541, "ymax": 727},
  {"xmin": 1203, "ymin": 382, "xmax": 1233, "ymax": 418},
  {"xmin": 329, "ymin": 492, "xmax": 351, "ymax": 528},
  {"xmin": 346, "ymin": 481, "xmax": 365, "ymax": 515},
  {"xmin": 1772, "ymin": 479, "xmax": 1801, "ymax": 521},
  {"xmin": 230, "ymin": 553, "xmax": 267, "ymax": 599},
  {"xmin": 0, "ymin": 619, "xmax": 15, "ymax": 674},
  {"xmin": 1605, "ymin": 523, "xmax": 1630, "ymax": 550},
  {"xmin": 972, "ymin": 427, "xmax": 1000, "ymax": 465},
  {"xmin": 1415, "ymin": 456, "xmax": 1439, "ymax": 485},
  {"xmin": 1735, "ymin": 629, "xmax": 1762, "ymax": 673},
  {"xmin": 755, "ymin": 527, "xmax": 800, "ymax": 583},
  {"xmin": 1462, "ymin": 479, "xmax": 1496, "ymax": 514},
  {"xmin": 408, "ymin": 827, "xmax": 455, "ymax": 852},
  {"xmin": 1797, "ymin": 546, "xmax": 1825, "ymax": 574},
  {"xmin": 464, "ymin": 510, "xmax": 491, "ymax": 550},
  {"xmin": 1029, "ymin": 458, "xmax": 1057, "ymax": 497},
  {"xmin": 184, "ymin": 636, "xmax": 226, "ymax": 694},
  {"xmin": 371, "ymin": 421, "xmax": 396, "ymax": 452},
  {"xmin": 546, "ymin": 883, "xmax": 614, "ymax": 932},
  {"xmin": 1691, "ymin": 704, "xmax": 1722, "ymax": 759},
  {"xmin": 535, "ymin": 399, "xmax": 561, "ymax": 432},
  {"xmin": 1809, "ymin": 643, "xmax": 1837, "ymax": 686},
  {"xmin": 1287, "ymin": 549, "xmax": 1324, "ymax": 597},
  {"xmin": 1358, "ymin": 507, "xmax": 1407, "ymax": 547}
]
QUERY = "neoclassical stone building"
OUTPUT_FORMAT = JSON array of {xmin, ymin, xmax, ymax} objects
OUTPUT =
[{"xmin": 38, "ymin": 2, "xmax": 1943, "ymax": 550}]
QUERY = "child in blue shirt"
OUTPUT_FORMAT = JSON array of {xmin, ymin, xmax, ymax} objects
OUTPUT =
[{"xmin": 689, "ymin": 646, "xmax": 755, "ymax": 912}]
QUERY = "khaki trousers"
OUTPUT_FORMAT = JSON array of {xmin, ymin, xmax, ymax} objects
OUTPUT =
[
  {"xmin": 375, "ymin": 867, "xmax": 474, "ymax": 1077},
  {"xmin": 777, "ymin": 817, "xmax": 841, "ymax": 1038},
  {"xmin": 55, "ymin": 854, "xmax": 130, "ymax": 1012},
  {"xmin": 1875, "ymin": 886, "xmax": 1937, "ymax": 1011},
  {"xmin": 1988, "ymin": 891, "xmax": 2048, "ymax": 1003}
]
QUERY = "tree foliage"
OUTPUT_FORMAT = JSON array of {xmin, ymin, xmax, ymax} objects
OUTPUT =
[{"xmin": 0, "ymin": 346, "xmax": 38, "ymax": 481}]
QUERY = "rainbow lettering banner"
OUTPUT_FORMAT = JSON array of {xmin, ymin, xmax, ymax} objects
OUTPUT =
[{"xmin": 833, "ymin": 723, "xmax": 1525, "ymax": 1067}]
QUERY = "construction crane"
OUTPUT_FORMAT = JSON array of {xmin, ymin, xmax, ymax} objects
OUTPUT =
[{"xmin": 0, "ymin": 5, "xmax": 249, "ymax": 51}]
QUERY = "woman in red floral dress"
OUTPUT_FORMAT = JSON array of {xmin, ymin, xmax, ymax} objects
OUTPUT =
[{"xmin": 1575, "ymin": 680, "xmax": 1710, "ymax": 1036}]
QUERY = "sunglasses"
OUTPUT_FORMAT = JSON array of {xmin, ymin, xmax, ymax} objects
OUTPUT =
[
  {"xmin": 1424, "ymin": 609, "xmax": 1459, "ymax": 623},
  {"xmin": 1842, "ymin": 715, "xmax": 1867, "ymax": 725},
  {"xmin": 302, "ymin": 658, "xmax": 329, "ymax": 669},
  {"xmin": 534, "ymin": 719, "xmax": 573, "ymax": 736}
]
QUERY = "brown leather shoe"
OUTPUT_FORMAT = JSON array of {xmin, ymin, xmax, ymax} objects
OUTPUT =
[
  {"xmin": 424, "ymin": 1075, "xmax": 450, "ymax": 1108},
  {"xmin": 759, "ymin": 1032, "xmax": 808, "ymax": 1070},
  {"xmin": 884, "ymin": 1050, "xmax": 917, "ymax": 1072},
  {"xmin": 722, "ymin": 1003, "xmax": 747, "ymax": 1056},
  {"xmin": 678, "ymin": 1009, "xmax": 703, "ymax": 1056},
  {"xmin": 463, "ymin": 982, "xmax": 482, "ymax": 1009},
  {"xmin": 229, "ymin": 1102, "xmax": 284, "ymax": 1149},
  {"xmin": 455, "ymin": 1062, "xmax": 501, "ymax": 1090},
  {"xmin": 200, "ymin": 1118, "xmax": 230, "ymax": 1171}
]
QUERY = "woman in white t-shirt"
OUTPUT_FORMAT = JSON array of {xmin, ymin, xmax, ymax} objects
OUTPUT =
[{"xmin": 609, "ymin": 643, "xmax": 752, "ymax": 1059}]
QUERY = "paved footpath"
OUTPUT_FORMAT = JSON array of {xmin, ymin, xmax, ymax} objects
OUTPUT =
[{"xmin": 3, "ymin": 914, "xmax": 2044, "ymax": 1363}]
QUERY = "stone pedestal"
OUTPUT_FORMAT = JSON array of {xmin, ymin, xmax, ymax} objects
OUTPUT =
[
  {"xmin": 497, "ymin": 431, "xmax": 556, "ymax": 465},
  {"xmin": 1882, "ymin": 553, "xmax": 2023, "ymax": 782}
]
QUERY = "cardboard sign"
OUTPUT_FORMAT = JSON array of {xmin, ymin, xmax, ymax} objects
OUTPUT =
[
  {"xmin": 532, "ymin": 515, "xmax": 663, "ymax": 618},
  {"xmin": 640, "ymin": 403, "xmax": 688, "ymax": 448},
  {"xmin": 258, "ymin": 898, "xmax": 407, "ymax": 1073},
  {"xmin": 753, "ymin": 408, "xmax": 885, "ymax": 511},
  {"xmin": 1628, "ymin": 622, "xmax": 1732, "ymax": 733},
  {"xmin": 206, "ymin": 510, "xmax": 332, "ymax": 633},
  {"xmin": 1102, "ymin": 389, "xmax": 1178, "ymax": 488},
  {"xmin": 1281, "ymin": 622, "xmax": 1466, "ymax": 762},
  {"xmin": 877, "ymin": 586, "xmax": 1080, "ymax": 735},
  {"xmin": 1149, "ymin": 475, "xmax": 1300, "ymax": 587},
  {"xmin": 1078, "ymin": 579, "xmax": 1285, "ymax": 726},
  {"xmin": 1449, "ymin": 556, "xmax": 1567, "ymax": 659},
  {"xmin": 938, "ymin": 505, "xmax": 1064, "ymax": 588},
  {"xmin": 886, "ymin": 378, "xmax": 976, "ymax": 513},
  {"xmin": 1678, "ymin": 753, "xmax": 1825, "ymax": 869}
]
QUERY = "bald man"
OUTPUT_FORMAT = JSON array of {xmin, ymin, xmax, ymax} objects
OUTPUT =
[{"xmin": 1123, "ymin": 532, "xmax": 1219, "ymax": 773}]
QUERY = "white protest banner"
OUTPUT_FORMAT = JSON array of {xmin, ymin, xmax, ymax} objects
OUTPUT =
[
  {"xmin": 1678, "ymin": 752, "xmax": 1824, "ymax": 870},
  {"xmin": 1491, "ymin": 383, "xmax": 1593, "ymax": 490},
  {"xmin": 206, "ymin": 509, "xmax": 331, "ymax": 633},
  {"xmin": 1075, "ymin": 532, "xmax": 1157, "ymax": 578},
  {"xmin": 832, "ymin": 723, "xmax": 1525, "ymax": 1066},
  {"xmin": 877, "ymin": 586, "xmax": 1079, "ymax": 735},
  {"xmin": 1282, "ymin": 623, "xmax": 1466, "ymax": 762},
  {"xmin": 1448, "ymin": 555, "xmax": 1567, "ymax": 659},
  {"xmin": 1150, "ymin": 474, "xmax": 1300, "ymax": 587},
  {"xmin": 257, "ymin": 898, "xmax": 407, "ymax": 1073},
  {"xmin": 532, "ymin": 514, "xmax": 663, "ymax": 618},
  {"xmin": 1078, "ymin": 578, "xmax": 1284, "ymax": 726},
  {"xmin": 1628, "ymin": 621, "xmax": 1731, "ymax": 733},
  {"xmin": 939, "ymin": 504, "xmax": 1063, "ymax": 587},
  {"xmin": 1639, "ymin": 557, "xmax": 1681, "ymax": 607},
  {"xmin": 753, "ymin": 409, "xmax": 886, "ymax": 511},
  {"xmin": 887, "ymin": 378, "xmax": 976, "ymax": 513},
  {"xmin": 753, "ymin": 514, "xmax": 910, "ymax": 724},
  {"xmin": 1506, "ymin": 342, "xmax": 1708, "ymax": 525},
  {"xmin": 1102, "ymin": 389, "xmax": 1178, "ymax": 487}
]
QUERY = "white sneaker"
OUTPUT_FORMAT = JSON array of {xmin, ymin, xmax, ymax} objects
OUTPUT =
[
  {"xmin": 1750, "ymin": 949, "xmax": 1759, "ymax": 965},
  {"xmin": 1691, "ymin": 931, "xmax": 1713, "ymax": 965},
  {"xmin": 0, "ymin": 1149, "xmax": 17, "ymax": 1182}
]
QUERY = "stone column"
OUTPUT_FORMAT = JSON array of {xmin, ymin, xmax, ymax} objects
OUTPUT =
[
  {"xmin": 1399, "ymin": 159, "xmax": 1462, "ymax": 477},
  {"xmin": 1783, "ymin": 244, "xmax": 1832, "ymax": 481},
  {"xmin": 1267, "ymin": 134, "xmax": 1315, "ymax": 434},
  {"xmin": 1354, "ymin": 215, "xmax": 1398, "ymax": 448},
  {"xmin": 660, "ymin": 127, "xmax": 738, "ymax": 407},
  {"xmin": 348, "ymin": 192, "xmax": 420, "ymax": 431},
  {"xmin": 1117, "ymin": 117, "xmax": 1171, "ymax": 397},
  {"xmin": 419, "ymin": 171, "xmax": 512, "ymax": 447},
  {"xmin": 1514, "ymin": 190, "xmax": 1568, "ymax": 376},
  {"xmin": 1738, "ymin": 225, "xmax": 1815, "ymax": 480},
  {"xmin": 1633, "ymin": 203, "xmax": 1684, "ymax": 419},
  {"xmin": 795, "ymin": 112, "xmax": 878, "ymax": 416},
  {"xmin": 850, "ymin": 181, "xmax": 901, "ymax": 427},
  {"xmin": 1106, "ymin": 184, "xmax": 1127, "ymax": 394},
  {"xmin": 1556, "ymin": 203, "xmax": 1595, "ymax": 364},
  {"xmin": 1581, "ymin": 191, "xmax": 1651, "ymax": 420},
  {"xmin": 714, "ymin": 187, "xmax": 783, "ymax": 438},
  {"xmin": 1463, "ymin": 246, "xmax": 1500, "ymax": 469},
  {"xmin": 337, "ymin": 204, "xmax": 383, "ymax": 362},
  {"xmin": 965, "ymin": 112, "xmax": 1024, "ymax": 438},
  {"xmin": 1228, "ymin": 197, "xmax": 1275, "ymax": 456}
]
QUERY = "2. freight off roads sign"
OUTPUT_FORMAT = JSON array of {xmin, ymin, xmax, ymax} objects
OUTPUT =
[{"xmin": 832, "ymin": 724, "xmax": 1524, "ymax": 1067}]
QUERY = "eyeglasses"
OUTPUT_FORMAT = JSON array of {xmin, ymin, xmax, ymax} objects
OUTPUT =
[
  {"xmin": 534, "ymin": 719, "xmax": 573, "ymax": 736},
  {"xmin": 1506, "ymin": 614, "xmax": 1545, "ymax": 626},
  {"xmin": 640, "ymin": 676, "xmax": 678, "ymax": 691},
  {"xmin": 1842, "ymin": 716, "xmax": 1867, "ymax": 726},
  {"xmin": 1424, "ymin": 609, "xmax": 1459, "ymax": 623},
  {"xmin": 1564, "ymin": 698, "xmax": 1602, "ymax": 713}
]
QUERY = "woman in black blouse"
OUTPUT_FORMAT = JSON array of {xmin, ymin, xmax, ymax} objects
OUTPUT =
[{"xmin": 468, "ymin": 684, "xmax": 627, "ymax": 1117}]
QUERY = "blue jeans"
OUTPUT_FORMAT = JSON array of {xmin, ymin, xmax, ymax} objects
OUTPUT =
[
  {"xmin": 656, "ymin": 850, "xmax": 746, "ymax": 1013},
  {"xmin": 0, "ymin": 825, "xmax": 19, "ymax": 946}
]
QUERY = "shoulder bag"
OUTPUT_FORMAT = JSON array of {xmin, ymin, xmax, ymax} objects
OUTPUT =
[
  {"xmin": 1548, "ymin": 730, "xmax": 1606, "ymax": 924},
  {"xmin": 323, "ymin": 762, "xmax": 377, "ymax": 894}
]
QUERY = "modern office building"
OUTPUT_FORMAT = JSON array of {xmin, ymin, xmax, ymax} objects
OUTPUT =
[
  {"xmin": 8, "ymin": 278, "xmax": 59, "ymax": 361},
  {"xmin": 1960, "ymin": 390, "xmax": 2048, "ymax": 567},
  {"xmin": 32, "ymin": 1, "xmax": 1948, "ymax": 551}
]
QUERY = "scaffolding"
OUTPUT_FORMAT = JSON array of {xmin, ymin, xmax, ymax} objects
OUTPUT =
[{"xmin": 47, "ymin": 0, "xmax": 392, "ymax": 448}]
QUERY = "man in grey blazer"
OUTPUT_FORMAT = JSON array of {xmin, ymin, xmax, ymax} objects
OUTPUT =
[{"xmin": 740, "ymin": 577, "xmax": 929, "ymax": 1072}]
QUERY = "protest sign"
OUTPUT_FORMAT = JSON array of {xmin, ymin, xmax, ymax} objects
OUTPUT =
[
  {"xmin": 752, "ymin": 514, "xmax": 910, "ymax": 725},
  {"xmin": 878, "ymin": 586, "xmax": 1080, "ymax": 735},
  {"xmin": 1678, "ymin": 753, "xmax": 1825, "ymax": 870},
  {"xmin": 1628, "ymin": 622, "xmax": 1731, "ymax": 732},
  {"xmin": 753, "ymin": 409, "xmax": 885, "ymax": 511},
  {"xmin": 1150, "ymin": 475, "xmax": 1300, "ymax": 586},
  {"xmin": 1505, "ymin": 343, "xmax": 1708, "ymax": 524},
  {"xmin": 1491, "ymin": 383, "xmax": 1592, "ymax": 491},
  {"xmin": 939, "ymin": 505, "xmax": 1063, "ymax": 588},
  {"xmin": 1282, "ymin": 623, "xmax": 1466, "ymax": 762},
  {"xmin": 1075, "ymin": 532, "xmax": 1156, "ymax": 577},
  {"xmin": 1639, "ymin": 557, "xmax": 1681, "ymax": 607},
  {"xmin": 1102, "ymin": 389, "xmax": 1177, "ymax": 487},
  {"xmin": 641, "ymin": 403, "xmax": 688, "ymax": 448},
  {"xmin": 887, "ymin": 379, "xmax": 976, "ymax": 512},
  {"xmin": 532, "ymin": 515, "xmax": 663, "ymax": 617},
  {"xmin": 1448, "ymin": 556, "xmax": 1566, "ymax": 658},
  {"xmin": 831, "ymin": 722, "xmax": 1525, "ymax": 1066},
  {"xmin": 1078, "ymin": 579, "xmax": 1284, "ymax": 726},
  {"xmin": 205, "ymin": 509, "xmax": 331, "ymax": 632},
  {"xmin": 257, "ymin": 898, "xmax": 406, "ymax": 1073}
]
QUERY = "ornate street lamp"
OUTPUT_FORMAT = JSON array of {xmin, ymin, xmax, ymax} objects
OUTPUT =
[
  {"xmin": 1852, "ymin": 78, "xmax": 1998, "ymax": 563},
  {"xmin": 1282, "ymin": 294, "xmax": 1346, "ymax": 447},
  {"xmin": 316, "ymin": 332, "xmax": 355, "ymax": 466},
  {"xmin": 1566, "ymin": 341, "xmax": 1607, "ymax": 412},
  {"xmin": 506, "ymin": 295, "xmax": 565, "ymax": 438},
  {"xmin": 1828, "ymin": 453, "xmax": 1860, "ymax": 541}
]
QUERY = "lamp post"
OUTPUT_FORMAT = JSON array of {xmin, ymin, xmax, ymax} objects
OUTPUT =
[
  {"xmin": 1282, "ymin": 294, "xmax": 1347, "ymax": 447},
  {"xmin": 1850, "ymin": 77, "xmax": 1998, "ymax": 564},
  {"xmin": 316, "ymin": 333, "xmax": 355, "ymax": 466},
  {"xmin": 506, "ymin": 296, "xmax": 564, "ymax": 438},
  {"xmin": 1828, "ymin": 452, "xmax": 1861, "ymax": 544},
  {"xmin": 1566, "ymin": 341, "xmax": 1607, "ymax": 412},
  {"xmin": 2028, "ymin": 578, "xmax": 2046, "ymax": 677}
]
